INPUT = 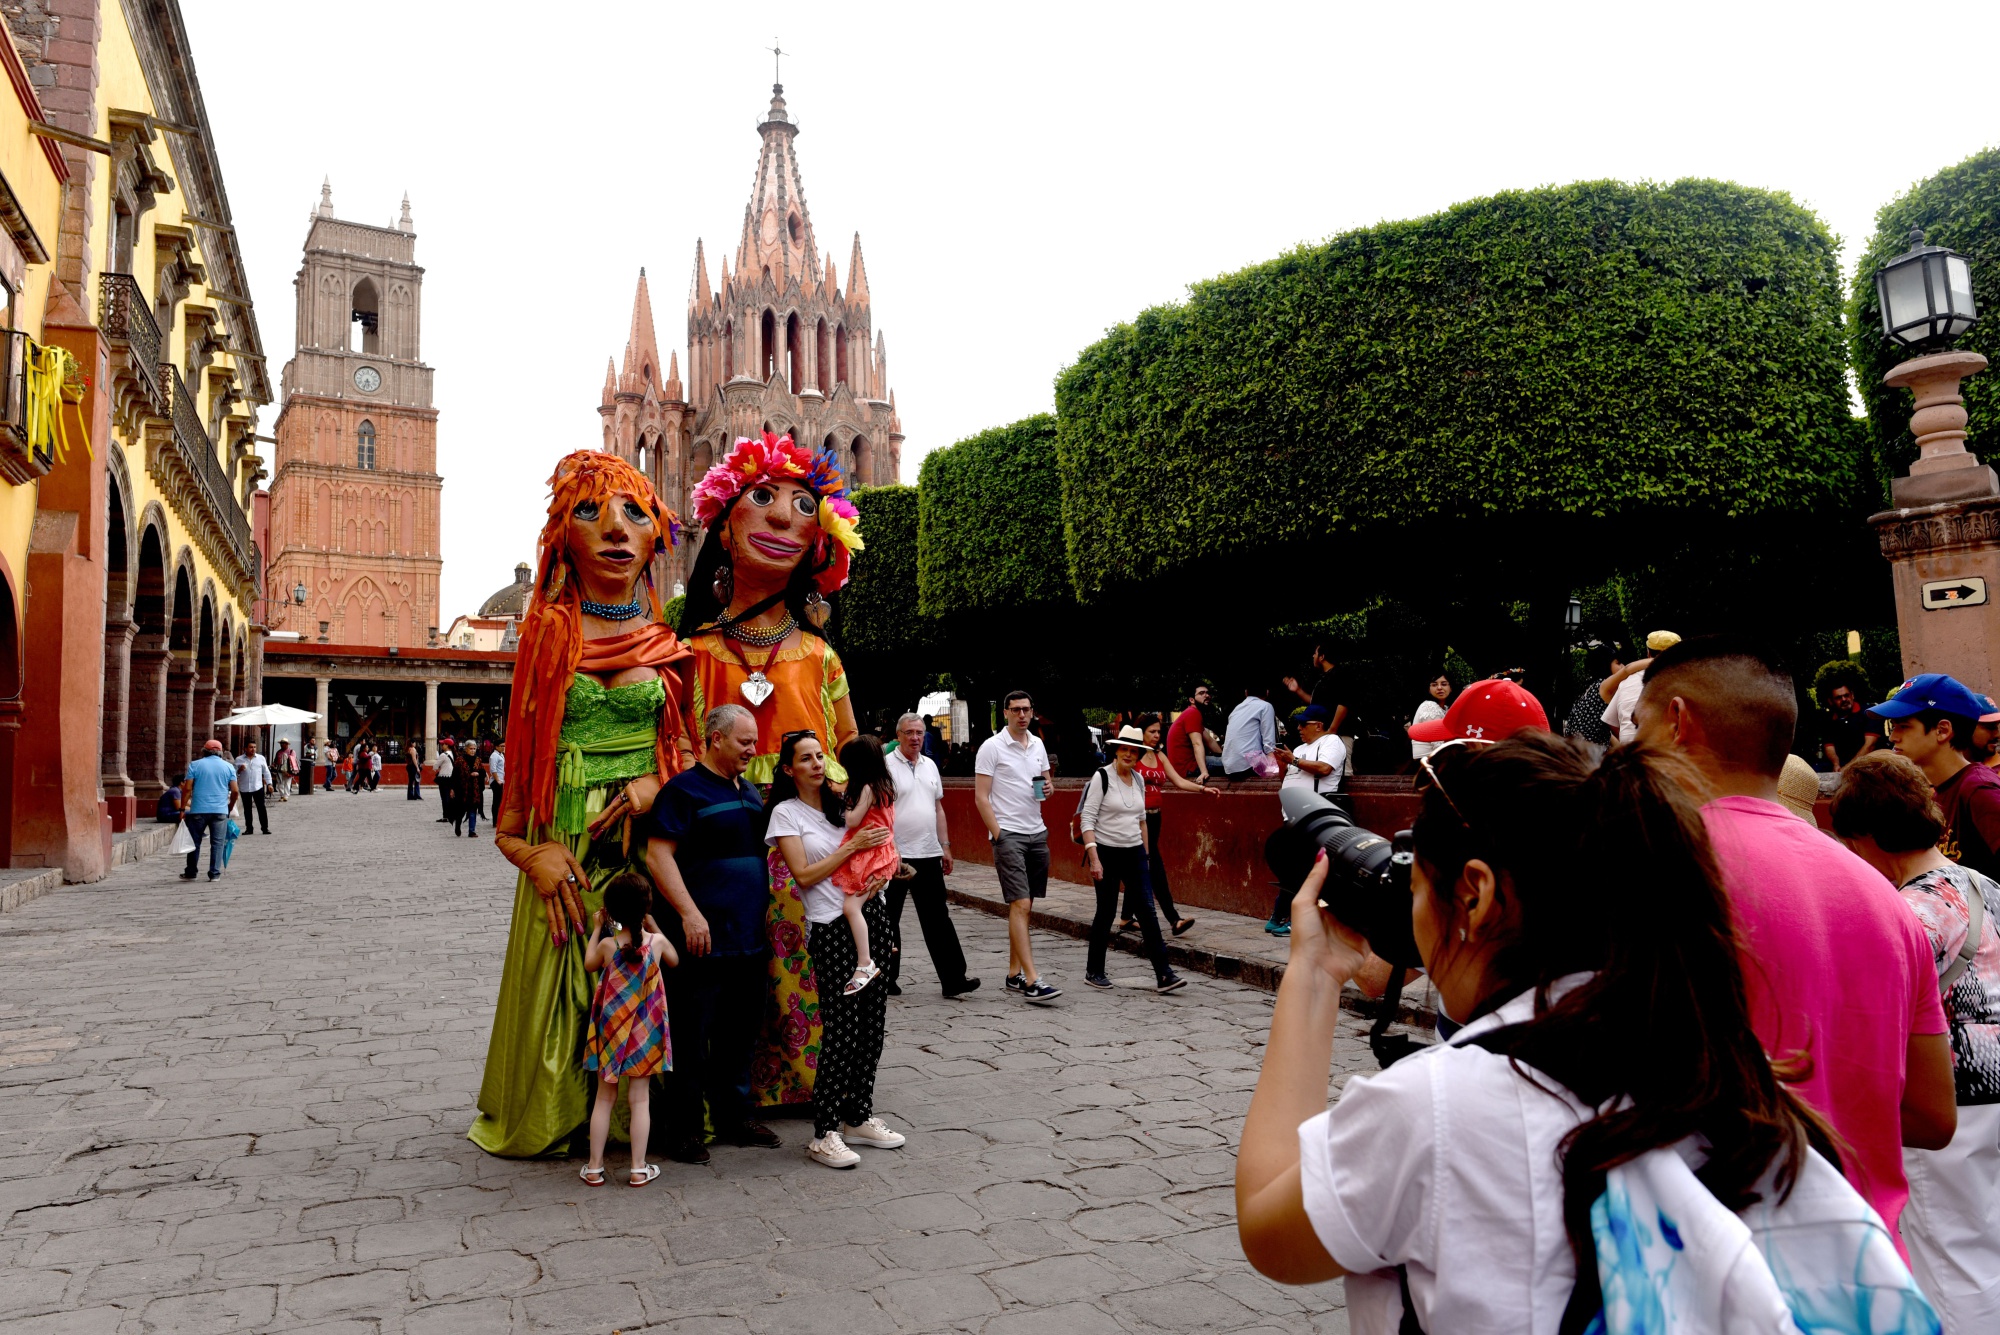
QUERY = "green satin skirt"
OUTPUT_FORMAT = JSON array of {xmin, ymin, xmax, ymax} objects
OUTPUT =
[{"xmin": 468, "ymin": 788, "xmax": 642, "ymax": 1158}]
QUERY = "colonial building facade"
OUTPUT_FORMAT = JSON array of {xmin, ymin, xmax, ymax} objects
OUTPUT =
[
  {"xmin": 600, "ymin": 82, "xmax": 903, "ymax": 592},
  {"xmin": 1, "ymin": 0, "xmax": 272, "ymax": 880},
  {"xmin": 265, "ymin": 187, "xmax": 442, "ymax": 649}
]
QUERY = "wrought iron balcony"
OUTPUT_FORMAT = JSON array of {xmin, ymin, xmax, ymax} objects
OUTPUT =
[
  {"xmin": 160, "ymin": 363, "xmax": 253, "ymax": 574},
  {"xmin": 99, "ymin": 271, "xmax": 164, "ymax": 415},
  {"xmin": 0, "ymin": 328, "xmax": 32, "ymax": 484}
]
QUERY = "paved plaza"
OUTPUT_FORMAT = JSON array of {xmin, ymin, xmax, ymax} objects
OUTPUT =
[{"xmin": 0, "ymin": 787, "xmax": 1383, "ymax": 1334}]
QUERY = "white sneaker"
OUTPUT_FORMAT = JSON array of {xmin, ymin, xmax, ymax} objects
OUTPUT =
[
  {"xmin": 840, "ymin": 1117, "xmax": 906, "ymax": 1149},
  {"xmin": 806, "ymin": 1131, "xmax": 860, "ymax": 1169}
]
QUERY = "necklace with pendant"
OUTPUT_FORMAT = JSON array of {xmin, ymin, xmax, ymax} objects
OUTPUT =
[{"xmin": 724, "ymin": 613, "xmax": 795, "ymax": 708}]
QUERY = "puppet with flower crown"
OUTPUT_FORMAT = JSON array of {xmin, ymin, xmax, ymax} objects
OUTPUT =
[
  {"xmin": 678, "ymin": 431, "xmax": 865, "ymax": 1108},
  {"xmin": 470, "ymin": 450, "xmax": 693, "ymax": 1158}
]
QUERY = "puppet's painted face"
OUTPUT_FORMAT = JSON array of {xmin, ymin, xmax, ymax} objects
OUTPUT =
[
  {"xmin": 724, "ymin": 479, "xmax": 822, "ymax": 588},
  {"xmin": 566, "ymin": 488, "xmax": 656, "ymax": 592}
]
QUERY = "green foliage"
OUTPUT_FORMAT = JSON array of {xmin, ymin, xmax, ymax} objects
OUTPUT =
[
  {"xmin": 835, "ymin": 484, "xmax": 924, "ymax": 656},
  {"xmin": 1054, "ymin": 178, "xmax": 1859, "ymax": 606},
  {"xmin": 1809, "ymin": 658, "xmax": 1872, "ymax": 710},
  {"xmin": 1850, "ymin": 148, "xmax": 2000, "ymax": 480},
  {"xmin": 661, "ymin": 594, "xmax": 685, "ymax": 629},
  {"xmin": 916, "ymin": 415, "xmax": 1067, "ymax": 617}
]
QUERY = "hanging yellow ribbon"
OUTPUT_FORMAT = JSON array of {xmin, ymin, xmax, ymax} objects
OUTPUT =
[{"xmin": 24, "ymin": 340, "xmax": 89, "ymax": 465}]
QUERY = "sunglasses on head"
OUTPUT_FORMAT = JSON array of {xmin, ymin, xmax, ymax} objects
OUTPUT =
[{"xmin": 1414, "ymin": 737, "xmax": 1492, "ymax": 827}]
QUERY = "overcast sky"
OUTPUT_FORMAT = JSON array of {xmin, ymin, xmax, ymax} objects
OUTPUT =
[{"xmin": 180, "ymin": 0, "xmax": 2000, "ymax": 621}]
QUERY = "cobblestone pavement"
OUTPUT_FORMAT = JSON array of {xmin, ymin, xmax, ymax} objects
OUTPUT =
[{"xmin": 0, "ymin": 787, "xmax": 1394, "ymax": 1333}]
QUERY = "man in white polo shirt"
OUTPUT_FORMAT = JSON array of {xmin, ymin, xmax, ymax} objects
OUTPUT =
[
  {"xmin": 887, "ymin": 713, "xmax": 979, "ymax": 999},
  {"xmin": 974, "ymin": 690, "xmax": 1061, "ymax": 1003}
]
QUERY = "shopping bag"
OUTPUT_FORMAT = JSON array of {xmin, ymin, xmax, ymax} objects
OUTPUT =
[{"xmin": 168, "ymin": 819, "xmax": 196, "ymax": 855}]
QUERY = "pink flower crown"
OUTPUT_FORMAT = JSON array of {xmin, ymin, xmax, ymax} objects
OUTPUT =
[{"xmin": 691, "ymin": 432, "xmax": 862, "ymax": 593}]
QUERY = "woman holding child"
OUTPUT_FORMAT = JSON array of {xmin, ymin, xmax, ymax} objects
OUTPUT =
[{"xmin": 469, "ymin": 450, "xmax": 694, "ymax": 1158}]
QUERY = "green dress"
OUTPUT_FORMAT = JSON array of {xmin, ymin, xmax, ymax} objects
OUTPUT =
[{"xmin": 468, "ymin": 675, "xmax": 663, "ymax": 1158}]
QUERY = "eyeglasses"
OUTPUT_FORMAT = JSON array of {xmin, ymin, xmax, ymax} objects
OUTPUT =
[
  {"xmin": 781, "ymin": 729, "xmax": 816, "ymax": 743},
  {"xmin": 1414, "ymin": 737, "xmax": 1487, "ymax": 827}
]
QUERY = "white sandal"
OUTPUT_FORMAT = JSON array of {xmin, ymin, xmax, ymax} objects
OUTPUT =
[
  {"xmin": 843, "ymin": 963, "xmax": 880, "ymax": 996},
  {"xmin": 579, "ymin": 1165, "xmax": 605, "ymax": 1187},
  {"xmin": 627, "ymin": 1163, "xmax": 659, "ymax": 1188}
]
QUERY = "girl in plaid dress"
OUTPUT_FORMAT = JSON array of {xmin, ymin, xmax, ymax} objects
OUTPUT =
[{"xmin": 580, "ymin": 874, "xmax": 676, "ymax": 1187}]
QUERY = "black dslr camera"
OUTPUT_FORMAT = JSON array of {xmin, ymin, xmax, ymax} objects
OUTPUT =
[{"xmin": 1264, "ymin": 789, "xmax": 1429, "ymax": 1066}]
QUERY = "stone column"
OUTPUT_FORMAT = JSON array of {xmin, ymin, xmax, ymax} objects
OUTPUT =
[
  {"xmin": 128, "ymin": 641, "xmax": 170, "ymax": 800},
  {"xmin": 165, "ymin": 660, "xmax": 195, "ymax": 782},
  {"xmin": 100, "ymin": 617, "xmax": 137, "ymax": 828},
  {"xmin": 193, "ymin": 673, "xmax": 218, "ymax": 750},
  {"xmin": 424, "ymin": 679, "xmax": 439, "ymax": 764},
  {"xmin": 313, "ymin": 675, "xmax": 331, "ymax": 788}
]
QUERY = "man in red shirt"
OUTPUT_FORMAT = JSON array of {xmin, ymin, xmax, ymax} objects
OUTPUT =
[
  {"xmin": 1165, "ymin": 685, "xmax": 1216, "ymax": 784},
  {"xmin": 1637, "ymin": 637, "xmax": 1955, "ymax": 1253},
  {"xmin": 1875, "ymin": 674, "xmax": 2000, "ymax": 883}
]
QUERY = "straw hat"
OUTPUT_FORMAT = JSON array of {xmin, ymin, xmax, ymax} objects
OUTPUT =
[
  {"xmin": 1646, "ymin": 630, "xmax": 1682, "ymax": 653},
  {"xmin": 1776, "ymin": 753, "xmax": 1821, "ymax": 823},
  {"xmin": 1106, "ymin": 725, "xmax": 1153, "ymax": 753}
]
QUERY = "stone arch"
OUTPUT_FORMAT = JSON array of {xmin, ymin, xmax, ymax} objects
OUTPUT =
[
  {"xmin": 785, "ymin": 311, "xmax": 802, "ymax": 391},
  {"xmin": 339, "ymin": 574, "xmax": 388, "ymax": 641},
  {"xmin": 835, "ymin": 323, "xmax": 848, "ymax": 386},
  {"xmin": 762, "ymin": 309, "xmax": 779, "ymax": 382},
  {"xmin": 105, "ymin": 445, "xmax": 138, "ymax": 620},
  {"xmin": 0, "ymin": 551, "xmax": 18, "ymax": 704},
  {"xmin": 317, "ymin": 271, "xmax": 345, "ymax": 349},
  {"xmin": 168, "ymin": 551, "xmax": 196, "ymax": 653},
  {"xmin": 135, "ymin": 510, "xmax": 169, "ymax": 639},
  {"xmin": 724, "ymin": 320, "xmax": 734, "ymax": 379},
  {"xmin": 356, "ymin": 419, "xmax": 376, "ymax": 470},
  {"xmin": 852, "ymin": 434, "xmax": 869, "ymax": 488},
  {"xmin": 690, "ymin": 438, "xmax": 713, "ymax": 486},
  {"xmin": 815, "ymin": 319, "xmax": 830, "ymax": 392}
]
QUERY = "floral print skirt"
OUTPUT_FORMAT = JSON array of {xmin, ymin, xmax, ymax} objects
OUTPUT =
[{"xmin": 751, "ymin": 850, "xmax": 821, "ymax": 1107}]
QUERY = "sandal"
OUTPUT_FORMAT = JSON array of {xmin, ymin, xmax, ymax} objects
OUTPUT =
[
  {"xmin": 843, "ymin": 963, "xmax": 880, "ymax": 996},
  {"xmin": 628, "ymin": 1163, "xmax": 659, "ymax": 1188},
  {"xmin": 1173, "ymin": 918, "xmax": 1196, "ymax": 936},
  {"xmin": 579, "ymin": 1165, "xmax": 605, "ymax": 1187}
]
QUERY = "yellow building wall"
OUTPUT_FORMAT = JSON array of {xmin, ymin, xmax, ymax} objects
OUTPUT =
[
  {"xmin": 88, "ymin": 0, "xmax": 262, "ymax": 658},
  {"xmin": 0, "ymin": 38, "xmax": 74, "ymax": 638}
]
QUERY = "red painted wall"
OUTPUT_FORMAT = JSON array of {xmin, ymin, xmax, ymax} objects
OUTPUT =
[{"xmin": 939, "ymin": 777, "xmax": 1422, "ymax": 920}]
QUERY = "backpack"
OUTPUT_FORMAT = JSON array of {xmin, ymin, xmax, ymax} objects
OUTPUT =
[
  {"xmin": 1394, "ymin": 1026, "xmax": 1940, "ymax": 1335},
  {"xmin": 1067, "ymin": 767, "xmax": 1112, "ymax": 849}
]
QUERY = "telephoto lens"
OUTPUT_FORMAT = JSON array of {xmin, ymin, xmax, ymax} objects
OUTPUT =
[{"xmin": 1264, "ymin": 788, "xmax": 1421, "ymax": 969}]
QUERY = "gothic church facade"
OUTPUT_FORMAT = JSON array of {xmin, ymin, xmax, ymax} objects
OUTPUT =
[{"xmin": 599, "ymin": 83, "xmax": 902, "ymax": 593}]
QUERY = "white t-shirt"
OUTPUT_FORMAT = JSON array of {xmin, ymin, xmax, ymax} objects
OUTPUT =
[
  {"xmin": 975, "ymin": 730, "xmax": 1049, "ymax": 836},
  {"xmin": 888, "ymin": 748, "xmax": 944, "ymax": 859},
  {"xmin": 1298, "ymin": 979, "xmax": 1593, "ymax": 1335},
  {"xmin": 1281, "ymin": 734, "xmax": 1347, "ymax": 798},
  {"xmin": 1077, "ymin": 765, "xmax": 1146, "ymax": 849},
  {"xmin": 1602, "ymin": 672, "xmax": 1645, "ymax": 744},
  {"xmin": 764, "ymin": 796, "xmax": 849, "ymax": 925}
]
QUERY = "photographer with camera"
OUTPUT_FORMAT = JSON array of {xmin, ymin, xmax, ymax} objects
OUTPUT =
[{"xmin": 1236, "ymin": 733, "xmax": 1924, "ymax": 1333}]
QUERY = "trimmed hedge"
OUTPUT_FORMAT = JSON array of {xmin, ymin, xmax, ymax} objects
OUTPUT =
[
  {"xmin": 915, "ymin": 415, "xmax": 1068, "ymax": 617},
  {"xmin": 835, "ymin": 484, "xmax": 923, "ymax": 656},
  {"xmin": 1851, "ymin": 148, "xmax": 2000, "ymax": 479},
  {"xmin": 1054, "ymin": 178, "xmax": 1859, "ymax": 602}
]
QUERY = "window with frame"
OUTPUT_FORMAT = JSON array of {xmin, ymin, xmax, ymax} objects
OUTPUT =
[{"xmin": 356, "ymin": 420, "xmax": 376, "ymax": 470}]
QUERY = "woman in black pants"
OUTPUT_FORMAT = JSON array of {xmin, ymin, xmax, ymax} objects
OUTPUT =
[
  {"xmin": 1081, "ymin": 727, "xmax": 1186, "ymax": 994},
  {"xmin": 764, "ymin": 730, "xmax": 905, "ymax": 1171},
  {"xmin": 1124, "ymin": 713, "xmax": 1217, "ymax": 936}
]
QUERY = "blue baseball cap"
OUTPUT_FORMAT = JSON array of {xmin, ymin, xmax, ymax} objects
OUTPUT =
[
  {"xmin": 1869, "ymin": 673, "xmax": 2000, "ymax": 723},
  {"xmin": 1299, "ymin": 705, "xmax": 1332, "ymax": 726}
]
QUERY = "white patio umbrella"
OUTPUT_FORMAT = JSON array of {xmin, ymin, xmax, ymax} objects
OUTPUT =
[{"xmin": 216, "ymin": 703, "xmax": 323, "ymax": 726}]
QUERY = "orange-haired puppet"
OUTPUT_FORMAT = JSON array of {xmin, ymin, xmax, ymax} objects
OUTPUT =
[{"xmin": 470, "ymin": 449, "xmax": 692, "ymax": 1159}]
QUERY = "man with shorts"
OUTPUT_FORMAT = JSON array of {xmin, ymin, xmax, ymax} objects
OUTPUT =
[{"xmin": 976, "ymin": 690, "xmax": 1061, "ymax": 1003}]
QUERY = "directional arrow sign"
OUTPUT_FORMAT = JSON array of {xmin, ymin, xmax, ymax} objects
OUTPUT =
[{"xmin": 1921, "ymin": 576, "xmax": 1989, "ymax": 610}]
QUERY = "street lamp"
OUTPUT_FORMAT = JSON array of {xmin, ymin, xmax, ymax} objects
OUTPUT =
[
  {"xmin": 292, "ymin": 582, "xmax": 307, "ymax": 606},
  {"xmin": 1877, "ymin": 226, "xmax": 1979, "ymax": 348},
  {"xmin": 1563, "ymin": 598, "xmax": 1582, "ymax": 636}
]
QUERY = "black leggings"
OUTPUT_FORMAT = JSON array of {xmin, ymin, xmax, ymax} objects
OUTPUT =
[
  {"xmin": 1088, "ymin": 844, "xmax": 1172, "ymax": 981},
  {"xmin": 1122, "ymin": 811, "xmax": 1182, "ymax": 926},
  {"xmin": 809, "ymin": 893, "xmax": 892, "ymax": 1137}
]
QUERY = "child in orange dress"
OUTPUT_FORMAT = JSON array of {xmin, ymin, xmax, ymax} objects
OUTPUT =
[{"xmin": 831, "ymin": 738, "xmax": 908, "ymax": 996}]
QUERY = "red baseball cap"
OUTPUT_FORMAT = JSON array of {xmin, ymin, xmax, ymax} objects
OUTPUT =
[{"xmin": 1408, "ymin": 678, "xmax": 1550, "ymax": 743}]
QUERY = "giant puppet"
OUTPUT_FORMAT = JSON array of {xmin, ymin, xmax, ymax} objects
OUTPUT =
[
  {"xmin": 678, "ymin": 432, "xmax": 864, "ymax": 1108},
  {"xmin": 470, "ymin": 451, "xmax": 693, "ymax": 1158}
]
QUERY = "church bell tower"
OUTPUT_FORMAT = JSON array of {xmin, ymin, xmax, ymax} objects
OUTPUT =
[{"xmin": 267, "ymin": 184, "xmax": 442, "ymax": 648}]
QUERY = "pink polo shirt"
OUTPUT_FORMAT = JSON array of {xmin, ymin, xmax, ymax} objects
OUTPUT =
[{"xmin": 1702, "ymin": 795, "xmax": 1946, "ymax": 1254}]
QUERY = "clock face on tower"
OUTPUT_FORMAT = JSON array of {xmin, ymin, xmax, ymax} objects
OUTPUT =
[{"xmin": 354, "ymin": 365, "xmax": 382, "ymax": 393}]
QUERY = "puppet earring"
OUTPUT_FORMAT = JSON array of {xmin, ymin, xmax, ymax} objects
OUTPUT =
[
  {"xmin": 712, "ymin": 561, "xmax": 733, "ymax": 605},
  {"xmin": 804, "ymin": 591, "xmax": 830, "ymax": 629}
]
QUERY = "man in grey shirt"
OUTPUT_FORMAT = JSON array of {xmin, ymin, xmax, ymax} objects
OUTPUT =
[{"xmin": 1221, "ymin": 684, "xmax": 1277, "ymax": 781}]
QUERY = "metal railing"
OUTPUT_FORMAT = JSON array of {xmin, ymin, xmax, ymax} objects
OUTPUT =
[
  {"xmin": 162, "ymin": 363, "xmax": 253, "ymax": 570},
  {"xmin": 98, "ymin": 272, "xmax": 163, "ymax": 409}
]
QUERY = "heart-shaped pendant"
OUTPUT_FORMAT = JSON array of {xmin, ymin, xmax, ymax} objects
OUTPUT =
[{"xmin": 741, "ymin": 672, "xmax": 775, "ymax": 708}]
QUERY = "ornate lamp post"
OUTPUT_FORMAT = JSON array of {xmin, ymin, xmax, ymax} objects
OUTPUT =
[
  {"xmin": 1869, "ymin": 225, "xmax": 2000, "ymax": 683},
  {"xmin": 1876, "ymin": 227, "xmax": 1991, "ymax": 506}
]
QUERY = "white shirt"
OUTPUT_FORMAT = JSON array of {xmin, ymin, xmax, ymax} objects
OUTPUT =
[
  {"xmin": 888, "ymin": 748, "xmax": 944, "ymax": 859},
  {"xmin": 1077, "ymin": 765, "xmax": 1146, "ymax": 849},
  {"xmin": 1281, "ymin": 734, "xmax": 1346, "ymax": 798},
  {"xmin": 1298, "ymin": 980, "xmax": 1593, "ymax": 1335},
  {"xmin": 1222, "ymin": 696, "xmax": 1277, "ymax": 773},
  {"xmin": 1602, "ymin": 672, "xmax": 1645, "ymax": 744},
  {"xmin": 764, "ymin": 797, "xmax": 848, "ymax": 924},
  {"xmin": 235, "ymin": 753, "xmax": 272, "ymax": 792},
  {"xmin": 1410, "ymin": 700, "xmax": 1447, "ymax": 759},
  {"xmin": 975, "ymin": 730, "xmax": 1049, "ymax": 836},
  {"xmin": 435, "ymin": 751, "xmax": 453, "ymax": 779},
  {"xmin": 488, "ymin": 750, "xmax": 505, "ymax": 783}
]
